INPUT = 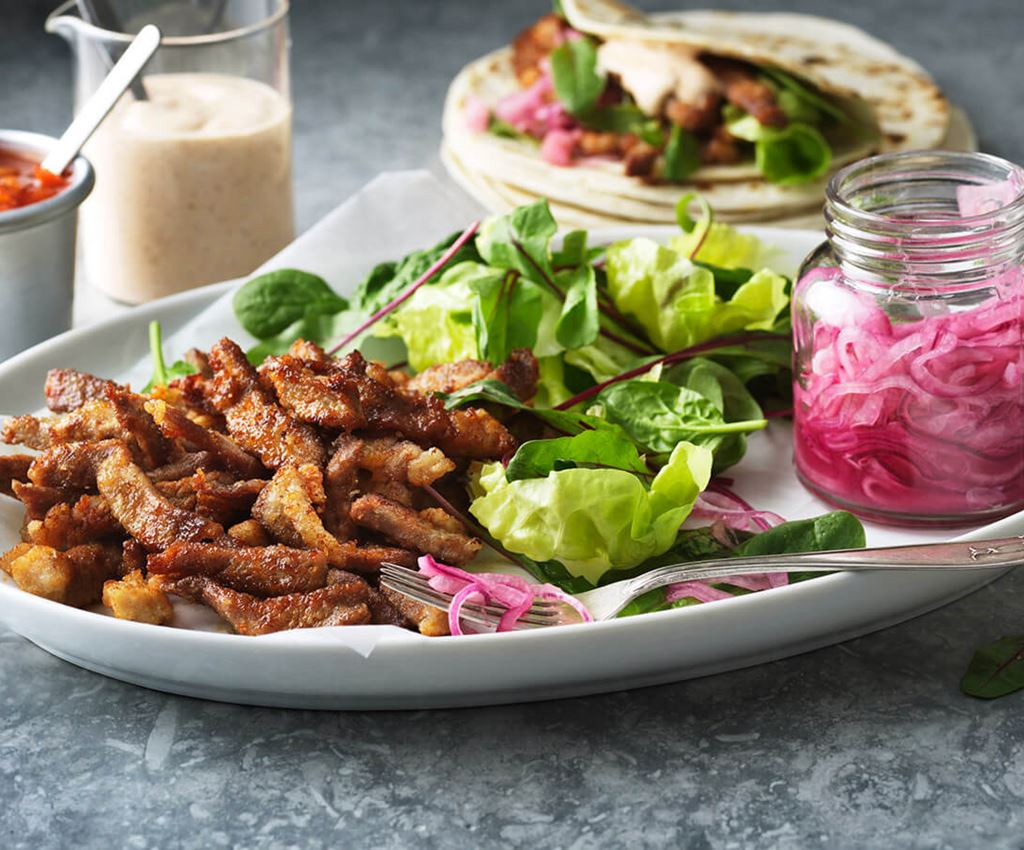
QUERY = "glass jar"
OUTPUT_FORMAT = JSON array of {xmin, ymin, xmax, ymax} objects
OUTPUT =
[
  {"xmin": 47, "ymin": 0, "xmax": 294, "ymax": 303},
  {"xmin": 792, "ymin": 151, "xmax": 1024, "ymax": 526}
]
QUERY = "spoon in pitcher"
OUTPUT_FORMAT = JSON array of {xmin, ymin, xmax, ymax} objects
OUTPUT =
[
  {"xmin": 76, "ymin": 0, "xmax": 150, "ymax": 100},
  {"xmin": 41, "ymin": 24, "xmax": 161, "ymax": 177}
]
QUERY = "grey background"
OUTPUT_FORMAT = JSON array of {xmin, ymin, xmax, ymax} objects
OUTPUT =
[{"xmin": 3, "ymin": 1, "xmax": 1024, "ymax": 848}]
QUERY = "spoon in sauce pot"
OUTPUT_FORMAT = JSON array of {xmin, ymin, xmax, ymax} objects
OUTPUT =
[{"xmin": 41, "ymin": 24, "xmax": 161, "ymax": 177}]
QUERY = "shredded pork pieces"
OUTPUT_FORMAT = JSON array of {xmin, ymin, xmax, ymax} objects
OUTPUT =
[{"xmin": 0, "ymin": 339, "xmax": 537, "ymax": 637}]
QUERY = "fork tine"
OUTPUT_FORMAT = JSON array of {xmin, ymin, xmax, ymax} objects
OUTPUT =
[
  {"xmin": 380, "ymin": 575, "xmax": 561, "ymax": 628},
  {"xmin": 380, "ymin": 564, "xmax": 563, "ymax": 621},
  {"xmin": 379, "ymin": 563, "xmax": 565, "ymax": 628}
]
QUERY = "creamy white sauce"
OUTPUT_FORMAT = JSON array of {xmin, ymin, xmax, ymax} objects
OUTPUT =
[
  {"xmin": 82, "ymin": 73, "xmax": 294, "ymax": 303},
  {"xmin": 596, "ymin": 40, "xmax": 721, "ymax": 116}
]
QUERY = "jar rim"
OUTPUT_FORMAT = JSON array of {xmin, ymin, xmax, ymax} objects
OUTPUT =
[{"xmin": 826, "ymin": 150, "xmax": 1024, "ymax": 233}]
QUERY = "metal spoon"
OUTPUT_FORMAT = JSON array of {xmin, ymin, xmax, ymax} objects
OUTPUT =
[{"xmin": 41, "ymin": 25, "xmax": 161, "ymax": 176}]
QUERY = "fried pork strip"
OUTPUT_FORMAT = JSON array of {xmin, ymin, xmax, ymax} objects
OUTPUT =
[
  {"xmin": 145, "ymin": 399, "xmax": 264, "ymax": 479},
  {"xmin": 106, "ymin": 387, "xmax": 172, "ymax": 469},
  {"xmin": 148, "ymin": 542, "xmax": 329, "ymax": 597},
  {"xmin": 0, "ymin": 454, "xmax": 32, "ymax": 497},
  {"xmin": 192, "ymin": 472, "xmax": 266, "ymax": 526},
  {"xmin": 3, "ymin": 400, "xmax": 121, "ymax": 451},
  {"xmin": 381, "ymin": 586, "xmax": 450, "ymax": 637},
  {"xmin": 227, "ymin": 519, "xmax": 272, "ymax": 547},
  {"xmin": 95, "ymin": 443, "xmax": 223, "ymax": 551},
  {"xmin": 208, "ymin": 338, "xmax": 325, "ymax": 469},
  {"xmin": 155, "ymin": 573, "xmax": 372, "ymax": 635},
  {"xmin": 28, "ymin": 439, "xmax": 120, "ymax": 490},
  {"xmin": 266, "ymin": 350, "xmax": 516, "ymax": 460},
  {"xmin": 350, "ymin": 494, "xmax": 481, "ymax": 566},
  {"xmin": 147, "ymin": 452, "xmax": 215, "ymax": 483},
  {"xmin": 1, "ymin": 542, "xmax": 123, "ymax": 606},
  {"xmin": 102, "ymin": 569, "xmax": 173, "ymax": 625},
  {"xmin": 44, "ymin": 368, "xmax": 122, "ymax": 413},
  {"xmin": 258, "ymin": 355, "xmax": 367, "ymax": 430},
  {"xmin": 22, "ymin": 495, "xmax": 121, "ymax": 549},
  {"xmin": 322, "ymin": 436, "xmax": 361, "ymax": 540},
  {"xmin": 5, "ymin": 387, "xmax": 170, "ymax": 470},
  {"xmin": 340, "ymin": 435, "xmax": 456, "ymax": 488},
  {"xmin": 705, "ymin": 58, "xmax": 789, "ymax": 129},
  {"xmin": 665, "ymin": 92, "xmax": 722, "ymax": 132},
  {"xmin": 511, "ymin": 12, "xmax": 570, "ymax": 87},
  {"xmin": 404, "ymin": 348, "xmax": 540, "ymax": 402},
  {"xmin": 252, "ymin": 465, "xmax": 416, "ymax": 571},
  {"xmin": 11, "ymin": 481, "xmax": 67, "ymax": 519}
]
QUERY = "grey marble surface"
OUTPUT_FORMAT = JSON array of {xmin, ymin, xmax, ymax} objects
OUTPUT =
[{"xmin": 3, "ymin": 1, "xmax": 1024, "ymax": 848}]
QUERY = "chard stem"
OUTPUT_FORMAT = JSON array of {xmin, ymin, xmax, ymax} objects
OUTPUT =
[{"xmin": 327, "ymin": 221, "xmax": 480, "ymax": 356}]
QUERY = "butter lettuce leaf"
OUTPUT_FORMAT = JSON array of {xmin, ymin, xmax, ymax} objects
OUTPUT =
[
  {"xmin": 724, "ymin": 111, "xmax": 832, "ymax": 186},
  {"xmin": 469, "ymin": 441, "xmax": 713, "ymax": 585},
  {"xmin": 376, "ymin": 265, "xmax": 478, "ymax": 371},
  {"xmin": 605, "ymin": 238, "xmax": 789, "ymax": 352}
]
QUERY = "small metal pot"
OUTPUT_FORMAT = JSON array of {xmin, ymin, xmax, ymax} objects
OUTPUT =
[{"xmin": 0, "ymin": 130, "xmax": 94, "ymax": 362}]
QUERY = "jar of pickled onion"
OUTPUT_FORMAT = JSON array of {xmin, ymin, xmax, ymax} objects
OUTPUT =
[{"xmin": 792, "ymin": 151, "xmax": 1024, "ymax": 526}]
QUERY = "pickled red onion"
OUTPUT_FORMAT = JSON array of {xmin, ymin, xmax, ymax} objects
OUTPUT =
[
  {"xmin": 417, "ymin": 555, "xmax": 592, "ymax": 636},
  {"xmin": 794, "ymin": 269, "xmax": 1024, "ymax": 517}
]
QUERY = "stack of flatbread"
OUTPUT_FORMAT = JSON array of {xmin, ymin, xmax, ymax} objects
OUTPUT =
[{"xmin": 442, "ymin": 0, "xmax": 975, "ymax": 228}]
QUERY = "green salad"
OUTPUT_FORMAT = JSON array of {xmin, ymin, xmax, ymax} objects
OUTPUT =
[{"xmin": 159, "ymin": 196, "xmax": 864, "ymax": 616}]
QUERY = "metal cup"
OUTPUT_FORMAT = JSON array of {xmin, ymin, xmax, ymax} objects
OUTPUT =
[{"xmin": 0, "ymin": 130, "xmax": 94, "ymax": 362}]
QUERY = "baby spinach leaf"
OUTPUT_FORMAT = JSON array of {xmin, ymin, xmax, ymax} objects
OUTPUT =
[
  {"xmin": 549, "ymin": 37, "xmax": 605, "ymax": 116},
  {"xmin": 662, "ymin": 357, "xmax": 764, "ymax": 471},
  {"xmin": 477, "ymin": 200, "xmax": 557, "ymax": 283},
  {"xmin": 663, "ymin": 125, "xmax": 701, "ymax": 181},
  {"xmin": 233, "ymin": 269, "xmax": 349, "ymax": 340},
  {"xmin": 734, "ymin": 511, "xmax": 865, "ymax": 557},
  {"xmin": 597, "ymin": 379, "xmax": 766, "ymax": 455},
  {"xmin": 554, "ymin": 264, "xmax": 600, "ymax": 349},
  {"xmin": 962, "ymin": 636, "xmax": 1024, "ymax": 699},
  {"xmin": 505, "ymin": 430, "xmax": 649, "ymax": 482},
  {"xmin": 352, "ymin": 232, "xmax": 482, "ymax": 314}
]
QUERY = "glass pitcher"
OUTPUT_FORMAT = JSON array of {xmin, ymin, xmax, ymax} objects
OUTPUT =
[{"xmin": 47, "ymin": 0, "xmax": 294, "ymax": 304}]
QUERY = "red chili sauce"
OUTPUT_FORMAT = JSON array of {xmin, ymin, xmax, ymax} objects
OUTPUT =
[{"xmin": 0, "ymin": 147, "xmax": 68, "ymax": 212}]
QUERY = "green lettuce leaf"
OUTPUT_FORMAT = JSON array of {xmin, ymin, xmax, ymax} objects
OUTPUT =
[
  {"xmin": 554, "ymin": 264, "xmax": 600, "ymax": 349},
  {"xmin": 724, "ymin": 111, "xmax": 832, "ymax": 186},
  {"xmin": 605, "ymin": 238, "xmax": 789, "ymax": 352},
  {"xmin": 476, "ymin": 201, "xmax": 557, "ymax": 282},
  {"xmin": 663, "ymin": 124, "xmax": 700, "ymax": 181},
  {"xmin": 376, "ymin": 265, "xmax": 479, "ymax": 371},
  {"xmin": 549, "ymin": 37, "xmax": 605, "ymax": 116},
  {"xmin": 670, "ymin": 218, "xmax": 782, "ymax": 273},
  {"xmin": 469, "ymin": 441, "xmax": 713, "ymax": 584}
]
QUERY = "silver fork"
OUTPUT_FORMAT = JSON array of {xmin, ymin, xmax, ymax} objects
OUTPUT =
[{"xmin": 380, "ymin": 535, "xmax": 1024, "ymax": 629}]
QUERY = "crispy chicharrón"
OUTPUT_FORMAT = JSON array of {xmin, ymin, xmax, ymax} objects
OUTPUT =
[{"xmin": 0, "ymin": 340, "xmax": 538, "ymax": 638}]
